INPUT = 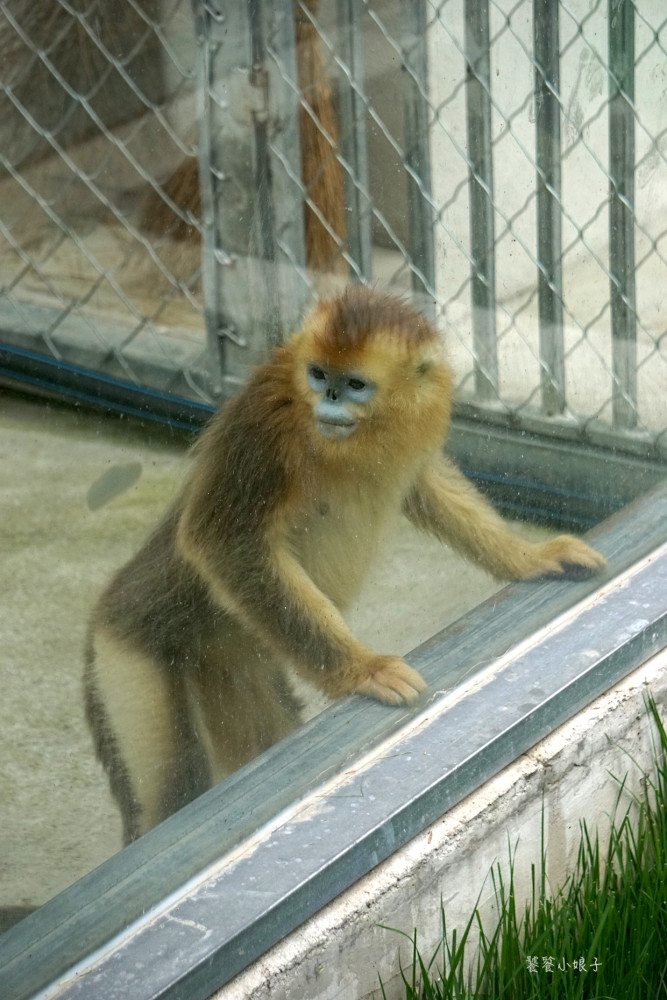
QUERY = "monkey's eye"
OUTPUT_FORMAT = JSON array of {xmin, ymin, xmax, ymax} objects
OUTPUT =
[
  {"xmin": 348, "ymin": 378, "xmax": 366, "ymax": 392},
  {"xmin": 309, "ymin": 365, "xmax": 326, "ymax": 381}
]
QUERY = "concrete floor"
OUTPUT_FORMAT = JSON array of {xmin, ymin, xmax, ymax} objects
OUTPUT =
[{"xmin": 0, "ymin": 389, "xmax": 554, "ymax": 920}]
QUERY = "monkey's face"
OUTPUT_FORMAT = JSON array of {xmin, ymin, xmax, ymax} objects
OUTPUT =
[
  {"xmin": 291, "ymin": 302, "xmax": 453, "ymax": 452},
  {"xmin": 306, "ymin": 363, "xmax": 376, "ymax": 439}
]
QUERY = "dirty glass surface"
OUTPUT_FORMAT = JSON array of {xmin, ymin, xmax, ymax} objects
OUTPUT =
[{"xmin": 1, "ymin": 0, "xmax": 666, "ymax": 952}]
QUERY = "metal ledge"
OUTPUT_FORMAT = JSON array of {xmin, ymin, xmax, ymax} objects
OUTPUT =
[
  {"xmin": 1, "ymin": 483, "xmax": 667, "ymax": 1000},
  {"xmin": 0, "ymin": 341, "xmax": 216, "ymax": 431},
  {"xmin": 450, "ymin": 418, "xmax": 667, "ymax": 528}
]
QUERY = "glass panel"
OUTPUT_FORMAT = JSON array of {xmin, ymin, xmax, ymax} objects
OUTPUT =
[{"xmin": 1, "ymin": 0, "xmax": 666, "ymax": 972}]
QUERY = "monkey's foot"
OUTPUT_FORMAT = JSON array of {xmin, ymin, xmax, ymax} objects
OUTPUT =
[
  {"xmin": 356, "ymin": 655, "xmax": 427, "ymax": 706},
  {"xmin": 529, "ymin": 535, "xmax": 606, "ymax": 580}
]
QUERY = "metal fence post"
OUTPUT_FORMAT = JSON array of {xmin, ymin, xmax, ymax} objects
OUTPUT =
[
  {"xmin": 192, "ymin": 0, "xmax": 308, "ymax": 394},
  {"xmin": 261, "ymin": 0, "xmax": 311, "ymax": 340},
  {"xmin": 402, "ymin": 0, "xmax": 436, "ymax": 311},
  {"xmin": 336, "ymin": 0, "xmax": 373, "ymax": 282},
  {"xmin": 608, "ymin": 0, "xmax": 637, "ymax": 430},
  {"xmin": 465, "ymin": 0, "xmax": 499, "ymax": 400},
  {"xmin": 534, "ymin": 0, "xmax": 565, "ymax": 416}
]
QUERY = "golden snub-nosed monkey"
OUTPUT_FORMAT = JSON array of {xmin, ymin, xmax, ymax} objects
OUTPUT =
[{"xmin": 85, "ymin": 287, "xmax": 606, "ymax": 842}]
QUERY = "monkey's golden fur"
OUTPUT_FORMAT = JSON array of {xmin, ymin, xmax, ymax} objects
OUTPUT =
[{"xmin": 85, "ymin": 288, "xmax": 605, "ymax": 843}]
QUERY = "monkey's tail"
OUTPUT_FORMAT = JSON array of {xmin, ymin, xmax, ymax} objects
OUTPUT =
[{"xmin": 83, "ymin": 636, "xmax": 141, "ymax": 846}]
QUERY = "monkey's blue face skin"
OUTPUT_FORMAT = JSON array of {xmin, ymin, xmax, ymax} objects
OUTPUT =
[{"xmin": 307, "ymin": 363, "xmax": 376, "ymax": 439}]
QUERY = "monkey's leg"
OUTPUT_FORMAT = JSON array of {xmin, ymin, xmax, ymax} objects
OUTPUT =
[
  {"xmin": 85, "ymin": 628, "xmax": 209, "ymax": 843},
  {"xmin": 187, "ymin": 633, "xmax": 303, "ymax": 784},
  {"xmin": 405, "ymin": 455, "xmax": 606, "ymax": 581}
]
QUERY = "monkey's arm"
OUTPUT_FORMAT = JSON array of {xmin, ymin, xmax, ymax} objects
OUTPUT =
[
  {"xmin": 176, "ymin": 508, "xmax": 425, "ymax": 706},
  {"xmin": 403, "ymin": 455, "xmax": 606, "ymax": 581}
]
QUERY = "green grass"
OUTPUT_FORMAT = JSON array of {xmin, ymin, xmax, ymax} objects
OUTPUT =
[{"xmin": 381, "ymin": 697, "xmax": 667, "ymax": 1000}]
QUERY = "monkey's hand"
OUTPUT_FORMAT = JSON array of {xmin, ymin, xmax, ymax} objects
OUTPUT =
[
  {"xmin": 523, "ymin": 535, "xmax": 606, "ymax": 580},
  {"xmin": 356, "ymin": 655, "xmax": 427, "ymax": 706}
]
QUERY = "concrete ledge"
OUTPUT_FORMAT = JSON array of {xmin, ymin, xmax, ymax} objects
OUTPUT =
[{"xmin": 215, "ymin": 649, "xmax": 667, "ymax": 1000}]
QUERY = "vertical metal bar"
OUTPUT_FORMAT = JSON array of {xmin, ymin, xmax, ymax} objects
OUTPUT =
[
  {"xmin": 534, "ymin": 0, "xmax": 565, "ymax": 415},
  {"xmin": 262, "ymin": 0, "xmax": 310, "ymax": 339},
  {"xmin": 608, "ymin": 0, "xmax": 637, "ymax": 429},
  {"xmin": 402, "ymin": 0, "xmax": 436, "ymax": 309},
  {"xmin": 193, "ymin": 0, "xmax": 283, "ymax": 388},
  {"xmin": 465, "ymin": 0, "xmax": 498, "ymax": 400},
  {"xmin": 192, "ymin": 0, "xmax": 308, "ymax": 382},
  {"xmin": 190, "ymin": 0, "xmax": 228, "ymax": 399},
  {"xmin": 336, "ymin": 0, "xmax": 373, "ymax": 281},
  {"xmin": 248, "ymin": 0, "xmax": 281, "ymax": 347},
  {"xmin": 249, "ymin": 0, "xmax": 276, "ymax": 270}
]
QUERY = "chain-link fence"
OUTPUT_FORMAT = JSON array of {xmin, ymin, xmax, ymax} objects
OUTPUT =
[
  {"xmin": 0, "ymin": 0, "xmax": 213, "ymax": 423},
  {"xmin": 1, "ymin": 0, "xmax": 666, "ymax": 463},
  {"xmin": 423, "ymin": 0, "xmax": 667, "ymax": 462}
]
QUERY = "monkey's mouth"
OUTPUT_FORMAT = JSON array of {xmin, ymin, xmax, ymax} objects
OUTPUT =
[{"xmin": 316, "ymin": 418, "xmax": 357, "ymax": 440}]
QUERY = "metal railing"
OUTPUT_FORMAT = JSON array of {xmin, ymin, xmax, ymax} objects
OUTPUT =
[{"xmin": 1, "ymin": 0, "xmax": 666, "ymax": 463}]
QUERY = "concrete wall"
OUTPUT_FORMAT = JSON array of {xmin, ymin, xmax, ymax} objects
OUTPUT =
[{"xmin": 212, "ymin": 648, "xmax": 667, "ymax": 1000}]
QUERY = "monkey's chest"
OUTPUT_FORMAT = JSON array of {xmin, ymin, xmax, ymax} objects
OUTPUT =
[{"xmin": 289, "ymin": 491, "xmax": 393, "ymax": 609}]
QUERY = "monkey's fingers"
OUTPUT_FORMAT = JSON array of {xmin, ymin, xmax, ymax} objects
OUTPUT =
[
  {"xmin": 356, "ymin": 655, "xmax": 427, "ymax": 706},
  {"xmin": 528, "ymin": 535, "xmax": 607, "ymax": 580}
]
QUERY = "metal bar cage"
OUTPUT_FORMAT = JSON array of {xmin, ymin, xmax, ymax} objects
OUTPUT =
[{"xmin": 0, "ymin": 0, "xmax": 666, "ymax": 461}]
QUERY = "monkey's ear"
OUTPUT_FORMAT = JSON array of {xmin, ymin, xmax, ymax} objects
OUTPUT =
[{"xmin": 415, "ymin": 337, "xmax": 447, "ymax": 376}]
